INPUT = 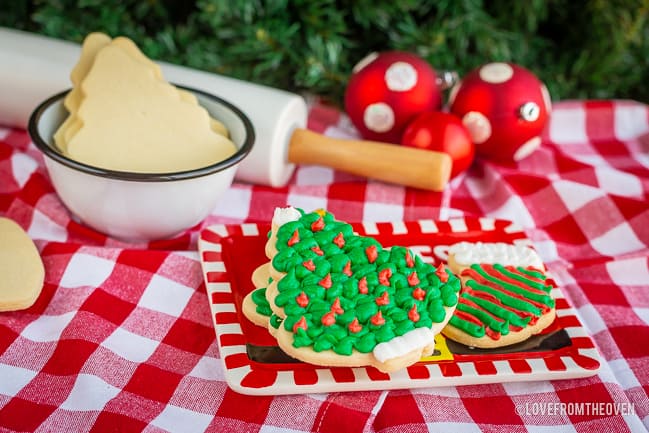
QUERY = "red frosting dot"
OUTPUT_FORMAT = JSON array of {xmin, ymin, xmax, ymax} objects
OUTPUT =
[
  {"xmin": 331, "ymin": 297, "xmax": 344, "ymax": 314},
  {"xmin": 293, "ymin": 316, "xmax": 308, "ymax": 333},
  {"xmin": 311, "ymin": 217, "xmax": 325, "ymax": 232},
  {"xmin": 435, "ymin": 263, "xmax": 449, "ymax": 282},
  {"xmin": 407, "ymin": 271, "xmax": 419, "ymax": 286},
  {"xmin": 287, "ymin": 229, "xmax": 300, "ymax": 246},
  {"xmin": 378, "ymin": 268, "xmax": 392, "ymax": 286},
  {"xmin": 296, "ymin": 292, "xmax": 309, "ymax": 307},
  {"xmin": 375, "ymin": 291, "xmax": 390, "ymax": 306},
  {"xmin": 412, "ymin": 287, "xmax": 426, "ymax": 301},
  {"xmin": 348, "ymin": 318, "xmax": 363, "ymax": 333},
  {"xmin": 302, "ymin": 260, "xmax": 316, "ymax": 271},
  {"xmin": 343, "ymin": 261, "xmax": 352, "ymax": 276},
  {"xmin": 358, "ymin": 277, "xmax": 369, "ymax": 294},
  {"xmin": 365, "ymin": 245, "xmax": 378, "ymax": 263},
  {"xmin": 311, "ymin": 246, "xmax": 324, "ymax": 256},
  {"xmin": 408, "ymin": 305, "xmax": 420, "ymax": 322},
  {"xmin": 319, "ymin": 273, "xmax": 332, "ymax": 289},
  {"xmin": 333, "ymin": 232, "xmax": 345, "ymax": 248},
  {"xmin": 321, "ymin": 311, "xmax": 336, "ymax": 326},
  {"xmin": 405, "ymin": 250, "xmax": 415, "ymax": 267},
  {"xmin": 371, "ymin": 311, "xmax": 385, "ymax": 326}
]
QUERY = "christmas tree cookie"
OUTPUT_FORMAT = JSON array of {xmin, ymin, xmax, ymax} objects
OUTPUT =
[
  {"xmin": 243, "ymin": 207, "xmax": 461, "ymax": 373},
  {"xmin": 442, "ymin": 242, "xmax": 556, "ymax": 348}
]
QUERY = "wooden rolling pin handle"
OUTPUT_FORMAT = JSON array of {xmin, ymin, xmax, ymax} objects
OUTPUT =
[{"xmin": 287, "ymin": 128, "xmax": 452, "ymax": 191}]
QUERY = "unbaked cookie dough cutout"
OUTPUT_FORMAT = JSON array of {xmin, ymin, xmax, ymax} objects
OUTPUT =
[{"xmin": 54, "ymin": 32, "xmax": 233, "ymax": 170}]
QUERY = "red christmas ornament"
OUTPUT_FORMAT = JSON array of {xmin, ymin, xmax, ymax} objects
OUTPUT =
[
  {"xmin": 344, "ymin": 51, "xmax": 443, "ymax": 143},
  {"xmin": 449, "ymin": 62, "xmax": 552, "ymax": 162},
  {"xmin": 401, "ymin": 111, "xmax": 475, "ymax": 178}
]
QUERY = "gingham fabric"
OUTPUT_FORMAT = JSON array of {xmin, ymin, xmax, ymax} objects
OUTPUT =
[{"xmin": 0, "ymin": 99, "xmax": 648, "ymax": 433}]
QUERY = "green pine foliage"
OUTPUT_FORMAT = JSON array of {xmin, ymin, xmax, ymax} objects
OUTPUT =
[{"xmin": 3, "ymin": 0, "xmax": 648, "ymax": 105}]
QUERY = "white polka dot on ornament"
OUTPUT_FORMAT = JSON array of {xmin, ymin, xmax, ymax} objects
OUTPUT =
[
  {"xmin": 462, "ymin": 111, "xmax": 492, "ymax": 144},
  {"xmin": 384, "ymin": 62, "xmax": 418, "ymax": 91},
  {"xmin": 479, "ymin": 62, "xmax": 514, "ymax": 83},
  {"xmin": 363, "ymin": 103, "xmax": 395, "ymax": 133}
]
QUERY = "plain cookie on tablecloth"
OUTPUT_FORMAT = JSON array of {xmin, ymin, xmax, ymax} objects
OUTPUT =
[{"xmin": 0, "ymin": 217, "xmax": 45, "ymax": 312}]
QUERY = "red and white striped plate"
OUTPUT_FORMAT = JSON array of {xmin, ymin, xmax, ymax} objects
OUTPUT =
[{"xmin": 198, "ymin": 217, "xmax": 600, "ymax": 395}]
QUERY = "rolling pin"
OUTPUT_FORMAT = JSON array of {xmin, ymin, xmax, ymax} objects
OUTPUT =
[{"xmin": 0, "ymin": 27, "xmax": 451, "ymax": 190}]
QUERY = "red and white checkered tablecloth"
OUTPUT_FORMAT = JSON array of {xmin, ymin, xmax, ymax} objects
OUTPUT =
[{"xmin": 0, "ymin": 99, "xmax": 648, "ymax": 432}]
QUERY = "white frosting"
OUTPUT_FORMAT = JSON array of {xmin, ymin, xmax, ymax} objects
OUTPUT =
[
  {"xmin": 449, "ymin": 241, "xmax": 543, "ymax": 269},
  {"xmin": 272, "ymin": 206, "xmax": 301, "ymax": 227},
  {"xmin": 372, "ymin": 327, "xmax": 435, "ymax": 363}
]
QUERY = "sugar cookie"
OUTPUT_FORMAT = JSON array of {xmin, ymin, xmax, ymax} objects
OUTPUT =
[
  {"xmin": 442, "ymin": 263, "xmax": 556, "ymax": 348},
  {"xmin": 0, "ymin": 218, "xmax": 45, "ymax": 312}
]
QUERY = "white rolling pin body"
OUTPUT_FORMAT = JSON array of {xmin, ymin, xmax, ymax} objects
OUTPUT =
[{"xmin": 0, "ymin": 27, "xmax": 306, "ymax": 187}]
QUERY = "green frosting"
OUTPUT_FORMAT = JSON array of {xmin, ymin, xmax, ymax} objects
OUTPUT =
[
  {"xmin": 270, "ymin": 209, "xmax": 460, "ymax": 356},
  {"xmin": 251, "ymin": 288, "xmax": 272, "ymax": 316},
  {"xmin": 449, "ymin": 315, "xmax": 485, "ymax": 337},
  {"xmin": 269, "ymin": 314, "xmax": 282, "ymax": 329}
]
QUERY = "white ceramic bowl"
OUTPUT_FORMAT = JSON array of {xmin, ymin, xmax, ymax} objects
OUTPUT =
[{"xmin": 28, "ymin": 86, "xmax": 254, "ymax": 241}]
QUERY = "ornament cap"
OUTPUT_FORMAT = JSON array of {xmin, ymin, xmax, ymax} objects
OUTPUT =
[
  {"xmin": 519, "ymin": 102, "xmax": 541, "ymax": 122},
  {"xmin": 436, "ymin": 70, "xmax": 459, "ymax": 90}
]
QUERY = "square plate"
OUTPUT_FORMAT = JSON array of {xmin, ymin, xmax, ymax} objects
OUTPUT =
[{"xmin": 198, "ymin": 217, "xmax": 600, "ymax": 395}]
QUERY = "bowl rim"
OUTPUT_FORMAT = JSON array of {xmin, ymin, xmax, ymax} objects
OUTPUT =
[{"xmin": 28, "ymin": 84, "xmax": 255, "ymax": 182}]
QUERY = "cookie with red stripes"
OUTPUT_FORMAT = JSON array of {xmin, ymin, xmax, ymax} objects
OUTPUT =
[
  {"xmin": 442, "ymin": 263, "xmax": 556, "ymax": 348},
  {"xmin": 243, "ymin": 207, "xmax": 461, "ymax": 373}
]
